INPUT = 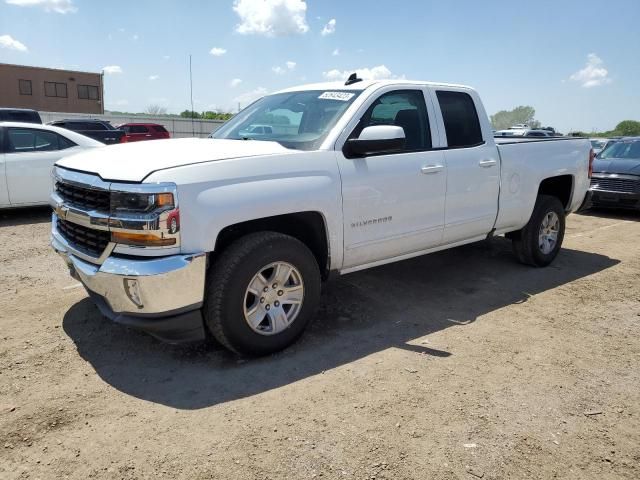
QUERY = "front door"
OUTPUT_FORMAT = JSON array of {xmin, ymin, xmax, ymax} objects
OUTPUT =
[{"xmin": 336, "ymin": 88, "xmax": 447, "ymax": 269}]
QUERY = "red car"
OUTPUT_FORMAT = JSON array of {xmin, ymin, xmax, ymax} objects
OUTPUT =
[{"xmin": 117, "ymin": 123, "xmax": 170, "ymax": 142}]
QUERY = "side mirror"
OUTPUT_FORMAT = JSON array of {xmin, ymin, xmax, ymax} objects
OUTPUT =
[{"xmin": 345, "ymin": 125, "xmax": 406, "ymax": 158}]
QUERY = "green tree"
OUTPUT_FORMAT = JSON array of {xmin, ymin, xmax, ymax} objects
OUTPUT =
[
  {"xmin": 613, "ymin": 120, "xmax": 640, "ymax": 136},
  {"xmin": 490, "ymin": 106, "xmax": 541, "ymax": 130},
  {"xmin": 180, "ymin": 110, "xmax": 201, "ymax": 119}
]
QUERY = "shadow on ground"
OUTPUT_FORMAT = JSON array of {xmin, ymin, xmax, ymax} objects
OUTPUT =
[
  {"xmin": 578, "ymin": 207, "xmax": 639, "ymax": 221},
  {"xmin": 0, "ymin": 206, "xmax": 51, "ymax": 227},
  {"xmin": 63, "ymin": 237, "xmax": 619, "ymax": 409}
]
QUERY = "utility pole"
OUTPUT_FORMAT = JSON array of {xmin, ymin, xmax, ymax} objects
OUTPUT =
[{"xmin": 189, "ymin": 54, "xmax": 195, "ymax": 137}]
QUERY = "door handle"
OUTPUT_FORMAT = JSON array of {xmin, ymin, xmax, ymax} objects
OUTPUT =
[
  {"xmin": 421, "ymin": 165, "xmax": 444, "ymax": 174},
  {"xmin": 479, "ymin": 159, "xmax": 497, "ymax": 168}
]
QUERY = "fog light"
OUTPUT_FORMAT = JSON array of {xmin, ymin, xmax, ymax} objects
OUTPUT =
[{"xmin": 123, "ymin": 278, "xmax": 144, "ymax": 309}]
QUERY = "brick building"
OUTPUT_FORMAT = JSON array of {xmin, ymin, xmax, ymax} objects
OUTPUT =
[{"xmin": 0, "ymin": 63, "xmax": 104, "ymax": 114}]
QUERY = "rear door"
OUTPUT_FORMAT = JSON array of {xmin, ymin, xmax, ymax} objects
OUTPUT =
[
  {"xmin": 5, "ymin": 127, "xmax": 77, "ymax": 205},
  {"xmin": 429, "ymin": 88, "xmax": 500, "ymax": 243}
]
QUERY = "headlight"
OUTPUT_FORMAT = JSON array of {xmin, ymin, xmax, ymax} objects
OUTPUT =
[
  {"xmin": 109, "ymin": 187, "xmax": 180, "ymax": 248},
  {"xmin": 110, "ymin": 192, "xmax": 174, "ymax": 214}
]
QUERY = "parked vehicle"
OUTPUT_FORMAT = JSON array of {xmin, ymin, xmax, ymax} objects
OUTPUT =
[
  {"xmin": 238, "ymin": 124, "xmax": 274, "ymax": 137},
  {"xmin": 50, "ymin": 78, "xmax": 592, "ymax": 355},
  {"xmin": 495, "ymin": 129, "xmax": 554, "ymax": 137},
  {"xmin": 590, "ymin": 138, "xmax": 610, "ymax": 155},
  {"xmin": 589, "ymin": 137, "xmax": 640, "ymax": 210},
  {"xmin": 0, "ymin": 122, "xmax": 102, "ymax": 208},
  {"xmin": 118, "ymin": 123, "xmax": 170, "ymax": 142},
  {"xmin": 48, "ymin": 119, "xmax": 125, "ymax": 145},
  {"xmin": 0, "ymin": 108, "xmax": 42, "ymax": 124}
]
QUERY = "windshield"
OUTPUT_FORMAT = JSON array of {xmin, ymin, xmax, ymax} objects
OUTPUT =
[
  {"xmin": 598, "ymin": 140, "xmax": 640, "ymax": 160},
  {"xmin": 211, "ymin": 90, "xmax": 362, "ymax": 151}
]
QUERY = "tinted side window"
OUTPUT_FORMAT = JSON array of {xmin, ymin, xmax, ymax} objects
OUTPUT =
[
  {"xmin": 7, "ymin": 129, "xmax": 61, "ymax": 152},
  {"xmin": 89, "ymin": 122, "xmax": 107, "ymax": 131},
  {"xmin": 436, "ymin": 91, "xmax": 483, "ymax": 148},
  {"xmin": 130, "ymin": 125, "xmax": 149, "ymax": 133},
  {"xmin": 152, "ymin": 125, "xmax": 168, "ymax": 133},
  {"xmin": 354, "ymin": 90, "xmax": 431, "ymax": 151}
]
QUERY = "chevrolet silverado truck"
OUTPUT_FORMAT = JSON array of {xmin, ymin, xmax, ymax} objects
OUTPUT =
[{"xmin": 50, "ymin": 78, "xmax": 593, "ymax": 355}]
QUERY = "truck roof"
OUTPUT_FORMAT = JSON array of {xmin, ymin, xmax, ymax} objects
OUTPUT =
[{"xmin": 275, "ymin": 79, "xmax": 474, "ymax": 94}]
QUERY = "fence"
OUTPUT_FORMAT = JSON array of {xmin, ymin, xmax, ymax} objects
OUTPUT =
[{"xmin": 38, "ymin": 111, "xmax": 226, "ymax": 138}]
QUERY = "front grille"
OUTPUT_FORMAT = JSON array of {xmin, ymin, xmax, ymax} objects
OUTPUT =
[
  {"xmin": 55, "ymin": 181, "xmax": 110, "ymax": 211},
  {"xmin": 56, "ymin": 218, "xmax": 110, "ymax": 257},
  {"xmin": 591, "ymin": 177, "xmax": 640, "ymax": 194}
]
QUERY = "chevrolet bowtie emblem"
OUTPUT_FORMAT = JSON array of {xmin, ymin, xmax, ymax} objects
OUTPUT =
[{"xmin": 57, "ymin": 205, "xmax": 69, "ymax": 219}]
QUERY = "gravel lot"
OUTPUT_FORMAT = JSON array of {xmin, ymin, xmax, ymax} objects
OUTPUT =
[{"xmin": 1, "ymin": 207, "xmax": 638, "ymax": 480}]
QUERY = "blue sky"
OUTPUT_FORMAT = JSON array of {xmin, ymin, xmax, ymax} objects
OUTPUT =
[{"xmin": 1, "ymin": 0, "xmax": 639, "ymax": 132}]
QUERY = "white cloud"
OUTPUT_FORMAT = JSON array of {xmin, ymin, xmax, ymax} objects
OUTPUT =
[
  {"xmin": 234, "ymin": 87, "xmax": 268, "ymax": 106},
  {"xmin": 148, "ymin": 75, "xmax": 159, "ymax": 81},
  {"xmin": 162, "ymin": 55, "xmax": 170, "ymax": 60},
  {"xmin": 332, "ymin": 48, "xmax": 340, "ymax": 56},
  {"xmin": 132, "ymin": 34, "xmax": 139, "ymax": 41},
  {"xmin": 230, "ymin": 78, "xmax": 242, "ymax": 88},
  {"xmin": 321, "ymin": 18, "xmax": 336, "ymax": 36},
  {"xmin": 103, "ymin": 65, "xmax": 123, "ymax": 74},
  {"xmin": 272, "ymin": 66, "xmax": 285, "ymax": 75},
  {"xmin": 233, "ymin": 0, "xmax": 309, "ymax": 37},
  {"xmin": 0, "ymin": 34, "xmax": 28, "ymax": 52},
  {"xmin": 286, "ymin": 60, "xmax": 296, "ymax": 70},
  {"xmin": 5, "ymin": 0, "xmax": 76, "ymax": 13},
  {"xmin": 322, "ymin": 65, "xmax": 400, "ymax": 81},
  {"xmin": 569, "ymin": 53, "xmax": 612, "ymax": 88},
  {"xmin": 272, "ymin": 61, "xmax": 296, "ymax": 75},
  {"xmin": 210, "ymin": 47, "xmax": 227, "ymax": 56}
]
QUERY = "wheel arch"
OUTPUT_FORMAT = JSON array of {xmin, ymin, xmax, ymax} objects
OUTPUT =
[
  {"xmin": 537, "ymin": 174, "xmax": 574, "ymax": 211},
  {"xmin": 213, "ymin": 211, "xmax": 331, "ymax": 279}
]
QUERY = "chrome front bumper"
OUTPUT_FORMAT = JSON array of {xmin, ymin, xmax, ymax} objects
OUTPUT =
[{"xmin": 52, "ymin": 233, "xmax": 206, "ymax": 315}]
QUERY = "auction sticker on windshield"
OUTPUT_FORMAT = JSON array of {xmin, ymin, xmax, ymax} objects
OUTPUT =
[{"xmin": 318, "ymin": 91, "xmax": 356, "ymax": 101}]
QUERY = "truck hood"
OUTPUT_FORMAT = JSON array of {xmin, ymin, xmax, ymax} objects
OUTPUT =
[
  {"xmin": 55, "ymin": 138, "xmax": 297, "ymax": 182},
  {"xmin": 593, "ymin": 157, "xmax": 640, "ymax": 175}
]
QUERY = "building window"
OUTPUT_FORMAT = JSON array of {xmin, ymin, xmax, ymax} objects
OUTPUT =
[
  {"xmin": 77, "ymin": 84, "xmax": 99, "ymax": 100},
  {"xmin": 19, "ymin": 79, "xmax": 32, "ymax": 95},
  {"xmin": 44, "ymin": 81, "xmax": 68, "ymax": 98}
]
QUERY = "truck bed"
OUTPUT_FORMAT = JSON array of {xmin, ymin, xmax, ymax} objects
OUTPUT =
[{"xmin": 493, "ymin": 136, "xmax": 591, "ymax": 234}]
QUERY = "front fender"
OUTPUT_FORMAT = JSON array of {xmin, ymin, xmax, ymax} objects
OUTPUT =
[{"xmin": 146, "ymin": 151, "xmax": 344, "ymax": 270}]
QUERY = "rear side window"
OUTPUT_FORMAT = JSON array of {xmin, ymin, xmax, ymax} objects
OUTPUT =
[
  {"xmin": 130, "ymin": 125, "xmax": 149, "ymax": 133},
  {"xmin": 436, "ymin": 91, "xmax": 483, "ymax": 148},
  {"xmin": 5, "ymin": 110, "xmax": 40, "ymax": 123},
  {"xmin": 152, "ymin": 125, "xmax": 168, "ymax": 133}
]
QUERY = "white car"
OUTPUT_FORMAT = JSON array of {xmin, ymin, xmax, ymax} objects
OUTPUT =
[
  {"xmin": 51, "ymin": 78, "xmax": 592, "ymax": 355},
  {"xmin": 1, "ymin": 122, "xmax": 102, "ymax": 208}
]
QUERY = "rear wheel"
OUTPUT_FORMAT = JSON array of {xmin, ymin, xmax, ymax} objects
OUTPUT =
[
  {"xmin": 203, "ymin": 232, "xmax": 321, "ymax": 356},
  {"xmin": 511, "ymin": 195, "xmax": 566, "ymax": 267}
]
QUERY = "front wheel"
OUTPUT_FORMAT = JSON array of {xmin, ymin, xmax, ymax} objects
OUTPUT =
[
  {"xmin": 511, "ymin": 195, "xmax": 566, "ymax": 267},
  {"xmin": 203, "ymin": 232, "xmax": 321, "ymax": 356}
]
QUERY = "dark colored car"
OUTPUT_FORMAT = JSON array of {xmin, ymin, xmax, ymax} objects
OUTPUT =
[
  {"xmin": 117, "ymin": 123, "xmax": 170, "ymax": 142},
  {"xmin": 48, "ymin": 119, "xmax": 125, "ymax": 145},
  {"xmin": 589, "ymin": 137, "xmax": 640, "ymax": 210},
  {"xmin": 0, "ymin": 108, "xmax": 42, "ymax": 124}
]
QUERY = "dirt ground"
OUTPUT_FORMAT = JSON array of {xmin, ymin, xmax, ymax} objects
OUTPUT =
[{"xmin": 0, "ymin": 207, "xmax": 638, "ymax": 480}]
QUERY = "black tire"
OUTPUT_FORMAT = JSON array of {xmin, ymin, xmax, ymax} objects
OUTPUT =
[
  {"xmin": 511, "ymin": 195, "xmax": 566, "ymax": 267},
  {"xmin": 203, "ymin": 232, "xmax": 321, "ymax": 356}
]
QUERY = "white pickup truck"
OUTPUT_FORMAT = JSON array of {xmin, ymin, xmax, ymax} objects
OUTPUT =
[{"xmin": 50, "ymin": 78, "xmax": 593, "ymax": 355}]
